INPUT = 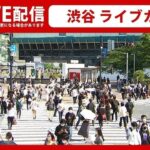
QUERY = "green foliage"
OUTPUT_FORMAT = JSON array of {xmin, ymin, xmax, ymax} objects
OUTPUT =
[
  {"xmin": 44, "ymin": 63, "xmax": 54, "ymax": 70},
  {"xmin": 103, "ymin": 33, "xmax": 150, "ymax": 76},
  {"xmin": 133, "ymin": 70, "xmax": 145, "ymax": 82}
]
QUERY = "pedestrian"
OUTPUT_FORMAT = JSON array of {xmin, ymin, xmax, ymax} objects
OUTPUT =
[
  {"xmin": 96, "ymin": 103, "xmax": 106, "ymax": 128},
  {"xmin": 45, "ymin": 98, "xmax": 54, "ymax": 122},
  {"xmin": 31, "ymin": 98, "xmax": 39, "ymax": 119},
  {"xmin": 44, "ymin": 131, "xmax": 56, "ymax": 145},
  {"xmin": 4, "ymin": 132, "xmax": 16, "ymax": 145},
  {"xmin": 125, "ymin": 97, "xmax": 134, "ymax": 122},
  {"xmin": 119, "ymin": 102, "xmax": 127, "ymax": 128},
  {"xmin": 65, "ymin": 107, "xmax": 76, "ymax": 140},
  {"xmin": 71, "ymin": 88, "xmax": 78, "ymax": 104},
  {"xmin": 53, "ymin": 94, "xmax": 61, "ymax": 117},
  {"xmin": 1, "ymin": 97, "xmax": 7, "ymax": 115},
  {"xmin": 55, "ymin": 119, "xmax": 70, "ymax": 145},
  {"xmin": 94, "ymin": 127, "xmax": 105, "ymax": 145},
  {"xmin": 26, "ymin": 91, "xmax": 32, "ymax": 110},
  {"xmin": 7, "ymin": 103, "xmax": 16, "ymax": 130},
  {"xmin": 0, "ymin": 86, "xmax": 4, "ymax": 98},
  {"xmin": 111, "ymin": 95, "xmax": 119, "ymax": 121},
  {"xmin": 86, "ymin": 99, "xmax": 95, "ymax": 126},
  {"xmin": 75, "ymin": 105, "xmax": 84, "ymax": 129},
  {"xmin": 16, "ymin": 97, "xmax": 23, "ymax": 119},
  {"xmin": 139, "ymin": 123, "xmax": 150, "ymax": 145},
  {"xmin": 137, "ymin": 115, "xmax": 150, "ymax": 131},
  {"xmin": 105, "ymin": 100, "xmax": 111, "ymax": 122},
  {"xmin": 78, "ymin": 119, "xmax": 90, "ymax": 140},
  {"xmin": 127, "ymin": 122, "xmax": 141, "ymax": 145},
  {"xmin": 57, "ymin": 101, "xmax": 65, "ymax": 123}
]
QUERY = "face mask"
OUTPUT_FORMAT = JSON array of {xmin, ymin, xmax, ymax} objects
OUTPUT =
[
  {"xmin": 143, "ymin": 118, "xmax": 147, "ymax": 123},
  {"xmin": 61, "ymin": 124, "xmax": 65, "ymax": 126},
  {"xmin": 62, "ymin": 140, "xmax": 68, "ymax": 144},
  {"xmin": 69, "ymin": 110, "xmax": 73, "ymax": 113}
]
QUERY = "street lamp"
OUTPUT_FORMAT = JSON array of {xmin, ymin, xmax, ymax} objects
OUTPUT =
[
  {"xmin": 97, "ymin": 46, "xmax": 103, "ymax": 86},
  {"xmin": 9, "ymin": 33, "xmax": 13, "ymax": 91},
  {"xmin": 122, "ymin": 53, "xmax": 128, "ymax": 83},
  {"xmin": 131, "ymin": 53, "xmax": 135, "ymax": 74}
]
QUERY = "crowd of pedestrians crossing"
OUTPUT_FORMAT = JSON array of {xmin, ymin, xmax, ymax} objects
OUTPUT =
[{"xmin": 0, "ymin": 77, "xmax": 150, "ymax": 145}]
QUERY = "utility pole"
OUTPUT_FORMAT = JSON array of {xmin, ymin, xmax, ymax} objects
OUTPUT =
[
  {"xmin": 99, "ymin": 47, "xmax": 103, "ymax": 86},
  {"xmin": 132, "ymin": 53, "xmax": 135, "ymax": 74},
  {"xmin": 9, "ymin": 33, "xmax": 13, "ymax": 91},
  {"xmin": 126, "ymin": 53, "xmax": 128, "ymax": 83}
]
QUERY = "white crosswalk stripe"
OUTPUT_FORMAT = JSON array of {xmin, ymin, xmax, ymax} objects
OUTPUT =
[{"xmin": 0, "ymin": 102, "xmax": 128, "ymax": 145}]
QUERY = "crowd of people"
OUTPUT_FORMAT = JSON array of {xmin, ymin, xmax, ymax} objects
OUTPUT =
[{"xmin": 0, "ymin": 77, "xmax": 150, "ymax": 145}]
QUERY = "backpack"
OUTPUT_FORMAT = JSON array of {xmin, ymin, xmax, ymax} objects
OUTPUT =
[
  {"xmin": 87, "ymin": 103, "xmax": 94, "ymax": 111},
  {"xmin": 16, "ymin": 100, "xmax": 22, "ymax": 109},
  {"xmin": 126, "ymin": 102, "xmax": 133, "ymax": 111},
  {"xmin": 113, "ymin": 100, "xmax": 118, "ymax": 109},
  {"xmin": 47, "ymin": 102, "xmax": 54, "ymax": 110},
  {"xmin": 141, "ymin": 132, "xmax": 150, "ymax": 144},
  {"xmin": 66, "ymin": 113, "xmax": 75, "ymax": 124}
]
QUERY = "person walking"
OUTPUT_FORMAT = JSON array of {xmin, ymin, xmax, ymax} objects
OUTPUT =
[
  {"xmin": 26, "ymin": 91, "xmax": 32, "ymax": 110},
  {"xmin": 45, "ymin": 98, "xmax": 54, "ymax": 122},
  {"xmin": 78, "ymin": 119, "xmax": 90, "ymax": 141},
  {"xmin": 75, "ymin": 105, "xmax": 84, "ymax": 129},
  {"xmin": 4, "ymin": 132, "xmax": 16, "ymax": 145},
  {"xmin": 65, "ymin": 107, "xmax": 76, "ymax": 141},
  {"xmin": 119, "ymin": 102, "xmax": 127, "ymax": 128},
  {"xmin": 44, "ymin": 131, "xmax": 56, "ymax": 145},
  {"xmin": 86, "ymin": 99, "xmax": 95, "ymax": 126},
  {"xmin": 105, "ymin": 100, "xmax": 111, "ymax": 122},
  {"xmin": 71, "ymin": 88, "xmax": 78, "ymax": 104},
  {"xmin": 111, "ymin": 95, "xmax": 119, "ymax": 121},
  {"xmin": 96, "ymin": 103, "xmax": 106, "ymax": 128},
  {"xmin": 94, "ymin": 128, "xmax": 105, "ymax": 145},
  {"xmin": 31, "ymin": 98, "xmax": 39, "ymax": 119},
  {"xmin": 55, "ymin": 119, "xmax": 70, "ymax": 145},
  {"xmin": 125, "ymin": 97, "xmax": 134, "ymax": 122},
  {"xmin": 7, "ymin": 103, "xmax": 16, "ymax": 130},
  {"xmin": 127, "ymin": 122, "xmax": 141, "ymax": 145},
  {"xmin": 16, "ymin": 97, "xmax": 23, "ymax": 119},
  {"xmin": 57, "ymin": 101, "xmax": 65, "ymax": 122},
  {"xmin": 139, "ymin": 123, "xmax": 150, "ymax": 145},
  {"xmin": 1, "ymin": 97, "xmax": 7, "ymax": 115},
  {"xmin": 53, "ymin": 94, "xmax": 61, "ymax": 117}
]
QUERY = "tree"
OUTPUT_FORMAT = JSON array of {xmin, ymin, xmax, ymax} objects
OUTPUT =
[
  {"xmin": 103, "ymin": 34, "xmax": 150, "ymax": 77},
  {"xmin": 44, "ymin": 63, "xmax": 54, "ymax": 70},
  {"xmin": 133, "ymin": 70, "xmax": 145, "ymax": 82}
]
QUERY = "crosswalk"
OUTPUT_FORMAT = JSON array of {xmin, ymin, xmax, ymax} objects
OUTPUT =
[{"xmin": 0, "ymin": 101, "xmax": 128, "ymax": 145}]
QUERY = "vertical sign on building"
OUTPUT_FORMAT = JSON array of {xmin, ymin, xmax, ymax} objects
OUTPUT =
[{"xmin": 107, "ymin": 40, "xmax": 115, "ymax": 51}]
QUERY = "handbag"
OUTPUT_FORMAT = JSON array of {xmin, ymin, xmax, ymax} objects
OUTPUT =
[
  {"xmin": 110, "ymin": 109, "xmax": 113, "ymax": 114},
  {"xmin": 13, "ymin": 118, "xmax": 17, "ymax": 125},
  {"xmin": 102, "ymin": 114, "xmax": 106, "ymax": 120}
]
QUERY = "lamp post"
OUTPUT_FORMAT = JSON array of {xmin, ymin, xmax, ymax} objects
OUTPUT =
[
  {"xmin": 123, "ymin": 53, "xmax": 128, "ymax": 83},
  {"xmin": 131, "ymin": 53, "xmax": 135, "ymax": 74},
  {"xmin": 9, "ymin": 33, "xmax": 13, "ymax": 91},
  {"xmin": 126, "ymin": 53, "xmax": 128, "ymax": 83},
  {"xmin": 97, "ymin": 47, "xmax": 103, "ymax": 86}
]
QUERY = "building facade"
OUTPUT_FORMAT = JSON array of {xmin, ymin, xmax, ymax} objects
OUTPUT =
[{"xmin": 12, "ymin": 33, "xmax": 141, "ymax": 66}]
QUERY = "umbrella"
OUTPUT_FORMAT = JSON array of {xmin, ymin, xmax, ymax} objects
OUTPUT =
[{"xmin": 80, "ymin": 109, "xmax": 96, "ymax": 120}]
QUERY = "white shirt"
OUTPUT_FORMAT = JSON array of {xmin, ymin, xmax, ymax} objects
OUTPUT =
[
  {"xmin": 8, "ymin": 108, "xmax": 16, "ymax": 117},
  {"xmin": 119, "ymin": 106, "xmax": 127, "ymax": 117},
  {"xmin": 23, "ymin": 89, "xmax": 28, "ymax": 96},
  {"xmin": 72, "ymin": 89, "xmax": 78, "ymax": 97},
  {"xmin": 0, "ymin": 89, "xmax": 4, "ymax": 97},
  {"xmin": 57, "ymin": 103, "xmax": 65, "ymax": 112},
  {"xmin": 31, "ymin": 101, "xmax": 38, "ymax": 110},
  {"xmin": 128, "ymin": 129, "xmax": 141, "ymax": 145}
]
